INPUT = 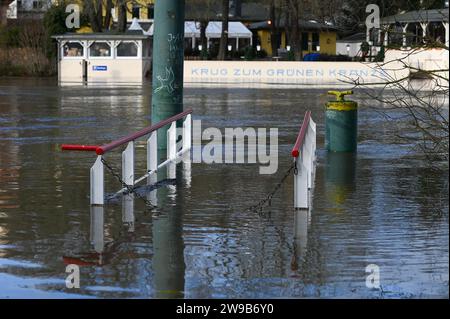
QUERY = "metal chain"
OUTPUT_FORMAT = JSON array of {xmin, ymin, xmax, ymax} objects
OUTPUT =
[
  {"xmin": 101, "ymin": 157, "xmax": 157, "ymax": 210},
  {"xmin": 245, "ymin": 162, "xmax": 296, "ymax": 215}
]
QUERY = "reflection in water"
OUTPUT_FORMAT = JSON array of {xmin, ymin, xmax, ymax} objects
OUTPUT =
[
  {"xmin": 291, "ymin": 208, "xmax": 310, "ymax": 272},
  {"xmin": 167, "ymin": 163, "xmax": 176, "ymax": 190},
  {"xmin": 182, "ymin": 152, "xmax": 192, "ymax": 188},
  {"xmin": 152, "ymin": 156, "xmax": 185, "ymax": 298},
  {"xmin": 63, "ymin": 206, "xmax": 105, "ymax": 267},
  {"xmin": 122, "ymin": 194, "xmax": 135, "ymax": 233},
  {"xmin": 325, "ymin": 152, "xmax": 357, "ymax": 207},
  {"xmin": 147, "ymin": 174, "xmax": 158, "ymax": 206},
  {"xmin": 91, "ymin": 206, "xmax": 104, "ymax": 255}
]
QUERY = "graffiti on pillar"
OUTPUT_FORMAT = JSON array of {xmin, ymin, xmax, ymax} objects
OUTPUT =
[
  {"xmin": 168, "ymin": 33, "xmax": 183, "ymax": 59},
  {"xmin": 155, "ymin": 67, "xmax": 175, "ymax": 94},
  {"xmin": 168, "ymin": 33, "xmax": 183, "ymax": 51}
]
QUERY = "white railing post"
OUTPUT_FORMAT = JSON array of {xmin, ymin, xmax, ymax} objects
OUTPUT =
[
  {"xmin": 294, "ymin": 156, "xmax": 309, "ymax": 209},
  {"xmin": 310, "ymin": 118, "xmax": 317, "ymax": 160},
  {"xmin": 183, "ymin": 114, "xmax": 192, "ymax": 152},
  {"xmin": 307, "ymin": 129, "xmax": 314, "ymax": 189},
  {"xmin": 146, "ymin": 130, "xmax": 158, "ymax": 206},
  {"xmin": 122, "ymin": 141, "xmax": 134, "ymax": 186},
  {"xmin": 167, "ymin": 122, "xmax": 177, "ymax": 160},
  {"xmin": 90, "ymin": 155, "xmax": 104, "ymax": 206},
  {"xmin": 302, "ymin": 141, "xmax": 311, "ymax": 190},
  {"xmin": 147, "ymin": 131, "xmax": 158, "ymax": 173},
  {"xmin": 167, "ymin": 122, "xmax": 177, "ymax": 179}
]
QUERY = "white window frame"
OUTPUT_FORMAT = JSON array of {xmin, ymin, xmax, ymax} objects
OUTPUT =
[
  {"xmin": 61, "ymin": 40, "xmax": 86, "ymax": 60},
  {"xmin": 115, "ymin": 40, "xmax": 142, "ymax": 59},
  {"xmin": 88, "ymin": 41, "xmax": 114, "ymax": 60}
]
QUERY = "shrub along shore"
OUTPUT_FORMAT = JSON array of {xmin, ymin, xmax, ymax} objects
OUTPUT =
[{"xmin": 0, "ymin": 4, "xmax": 68, "ymax": 77}]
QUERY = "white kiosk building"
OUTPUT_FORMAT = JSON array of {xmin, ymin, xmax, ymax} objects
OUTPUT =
[{"xmin": 53, "ymin": 32, "xmax": 151, "ymax": 85}]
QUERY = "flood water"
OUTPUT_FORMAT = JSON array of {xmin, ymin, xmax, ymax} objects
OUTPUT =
[{"xmin": 0, "ymin": 78, "xmax": 448, "ymax": 298}]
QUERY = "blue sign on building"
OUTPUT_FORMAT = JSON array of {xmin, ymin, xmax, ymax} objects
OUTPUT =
[{"xmin": 93, "ymin": 66, "xmax": 108, "ymax": 71}]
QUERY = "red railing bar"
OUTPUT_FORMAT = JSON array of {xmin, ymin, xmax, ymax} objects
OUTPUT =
[
  {"xmin": 61, "ymin": 144, "xmax": 99, "ymax": 152},
  {"xmin": 96, "ymin": 108, "xmax": 193, "ymax": 155},
  {"xmin": 291, "ymin": 111, "xmax": 311, "ymax": 158}
]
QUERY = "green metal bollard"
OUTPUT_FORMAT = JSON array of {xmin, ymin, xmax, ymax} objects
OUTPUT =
[
  {"xmin": 325, "ymin": 90, "xmax": 358, "ymax": 152},
  {"xmin": 151, "ymin": 0, "xmax": 185, "ymax": 150}
]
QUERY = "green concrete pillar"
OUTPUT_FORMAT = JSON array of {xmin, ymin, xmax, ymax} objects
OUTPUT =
[
  {"xmin": 325, "ymin": 90, "xmax": 358, "ymax": 152},
  {"xmin": 151, "ymin": 0, "xmax": 185, "ymax": 150}
]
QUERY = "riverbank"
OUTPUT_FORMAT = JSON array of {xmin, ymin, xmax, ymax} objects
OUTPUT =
[{"xmin": 0, "ymin": 47, "xmax": 56, "ymax": 77}]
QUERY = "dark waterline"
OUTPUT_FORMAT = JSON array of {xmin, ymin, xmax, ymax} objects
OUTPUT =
[{"xmin": 0, "ymin": 78, "xmax": 448, "ymax": 298}]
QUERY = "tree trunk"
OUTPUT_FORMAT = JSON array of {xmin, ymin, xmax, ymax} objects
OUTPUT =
[
  {"xmin": 217, "ymin": 0, "xmax": 229, "ymax": 60},
  {"xmin": 117, "ymin": 1, "xmax": 127, "ymax": 32},
  {"xmin": 95, "ymin": 0, "xmax": 103, "ymax": 30},
  {"xmin": 85, "ymin": 0, "xmax": 102, "ymax": 32},
  {"xmin": 284, "ymin": 0, "xmax": 291, "ymax": 49},
  {"xmin": 286, "ymin": 0, "xmax": 302, "ymax": 60},
  {"xmin": 0, "ymin": 1, "xmax": 12, "ymax": 27},
  {"xmin": 270, "ymin": 0, "xmax": 279, "ymax": 56},
  {"xmin": 104, "ymin": 0, "xmax": 113, "ymax": 30},
  {"xmin": 199, "ymin": 20, "xmax": 207, "ymax": 59}
]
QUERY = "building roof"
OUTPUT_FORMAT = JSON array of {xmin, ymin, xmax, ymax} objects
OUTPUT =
[
  {"xmin": 381, "ymin": 9, "xmax": 449, "ymax": 24},
  {"xmin": 248, "ymin": 19, "xmax": 338, "ymax": 31},
  {"xmin": 52, "ymin": 32, "xmax": 151, "ymax": 41},
  {"xmin": 337, "ymin": 32, "xmax": 366, "ymax": 43}
]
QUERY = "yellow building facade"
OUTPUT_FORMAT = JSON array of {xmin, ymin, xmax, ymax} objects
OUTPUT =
[
  {"xmin": 250, "ymin": 19, "xmax": 337, "ymax": 57},
  {"xmin": 256, "ymin": 29, "xmax": 337, "ymax": 56},
  {"xmin": 116, "ymin": 0, "xmax": 155, "ymax": 22}
]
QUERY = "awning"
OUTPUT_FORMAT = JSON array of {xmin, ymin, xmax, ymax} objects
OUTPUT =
[
  {"xmin": 147, "ymin": 21, "xmax": 252, "ymax": 39},
  {"xmin": 206, "ymin": 21, "xmax": 253, "ymax": 38},
  {"xmin": 381, "ymin": 9, "xmax": 449, "ymax": 24}
]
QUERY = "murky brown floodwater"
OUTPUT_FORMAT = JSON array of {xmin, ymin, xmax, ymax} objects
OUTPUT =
[{"xmin": 0, "ymin": 78, "xmax": 448, "ymax": 298}]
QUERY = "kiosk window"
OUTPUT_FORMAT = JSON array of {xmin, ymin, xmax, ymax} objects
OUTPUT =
[
  {"xmin": 89, "ymin": 42, "xmax": 111, "ymax": 57},
  {"xmin": 63, "ymin": 42, "xmax": 84, "ymax": 57},
  {"xmin": 117, "ymin": 42, "xmax": 138, "ymax": 57}
]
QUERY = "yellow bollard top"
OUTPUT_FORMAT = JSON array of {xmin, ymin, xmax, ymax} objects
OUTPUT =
[
  {"xmin": 326, "ymin": 90, "xmax": 357, "ymax": 111},
  {"xmin": 327, "ymin": 90, "xmax": 353, "ymax": 102}
]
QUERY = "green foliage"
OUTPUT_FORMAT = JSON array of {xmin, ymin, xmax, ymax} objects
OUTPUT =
[
  {"xmin": 244, "ymin": 46, "xmax": 256, "ymax": 61},
  {"xmin": 43, "ymin": 3, "xmax": 70, "ymax": 59},
  {"xmin": 0, "ymin": 26, "xmax": 20, "ymax": 47},
  {"xmin": 208, "ymin": 43, "xmax": 219, "ymax": 60},
  {"xmin": 0, "ymin": 63, "xmax": 28, "ymax": 76},
  {"xmin": 386, "ymin": 43, "xmax": 403, "ymax": 50},
  {"xmin": 360, "ymin": 41, "xmax": 370, "ymax": 54},
  {"xmin": 374, "ymin": 45, "xmax": 385, "ymax": 62},
  {"xmin": 185, "ymin": 46, "xmax": 200, "ymax": 57},
  {"xmin": 256, "ymin": 48, "xmax": 267, "ymax": 59},
  {"xmin": 287, "ymin": 50, "xmax": 295, "ymax": 61},
  {"xmin": 200, "ymin": 48, "xmax": 208, "ymax": 60},
  {"xmin": 43, "ymin": 4, "xmax": 69, "ymax": 37}
]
